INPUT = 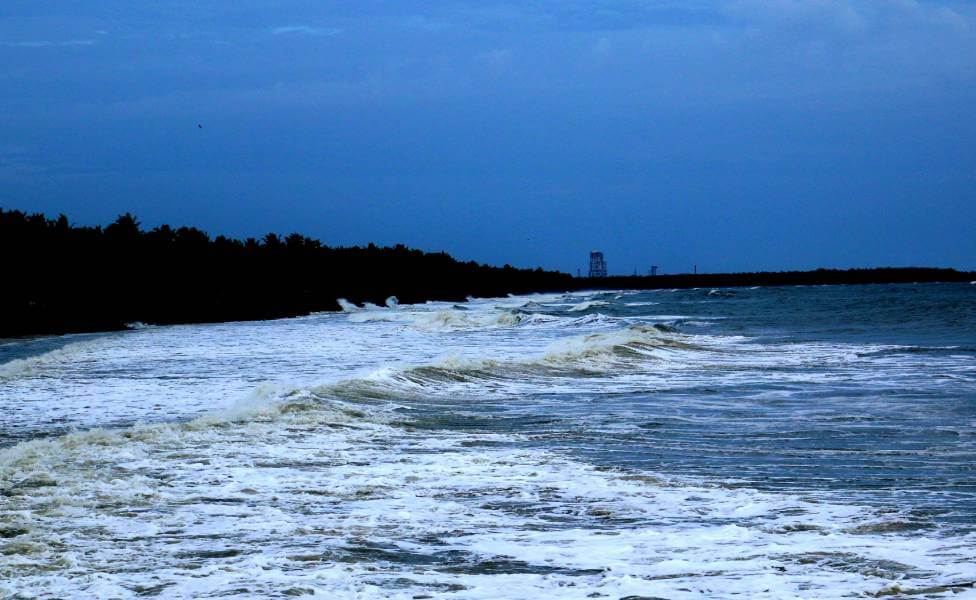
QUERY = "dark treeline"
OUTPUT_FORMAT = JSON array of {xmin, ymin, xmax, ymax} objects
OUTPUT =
[
  {"xmin": 2, "ymin": 208, "xmax": 972, "ymax": 337},
  {"xmin": 0, "ymin": 209, "xmax": 573, "ymax": 337},
  {"xmin": 579, "ymin": 267, "xmax": 974, "ymax": 291}
]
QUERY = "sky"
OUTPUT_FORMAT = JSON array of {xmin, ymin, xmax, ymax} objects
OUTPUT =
[{"xmin": 1, "ymin": 1, "xmax": 974, "ymax": 274}]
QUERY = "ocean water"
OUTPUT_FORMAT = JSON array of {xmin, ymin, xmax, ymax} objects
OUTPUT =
[{"xmin": 1, "ymin": 283, "xmax": 974, "ymax": 599}]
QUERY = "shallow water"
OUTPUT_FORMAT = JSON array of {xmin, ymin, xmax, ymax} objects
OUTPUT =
[{"xmin": 1, "ymin": 283, "xmax": 974, "ymax": 598}]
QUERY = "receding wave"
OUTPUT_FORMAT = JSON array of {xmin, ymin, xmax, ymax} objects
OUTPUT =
[
  {"xmin": 0, "ymin": 384, "xmax": 392, "ymax": 476},
  {"xmin": 856, "ymin": 345, "xmax": 976, "ymax": 358},
  {"xmin": 348, "ymin": 307, "xmax": 561, "ymax": 331}
]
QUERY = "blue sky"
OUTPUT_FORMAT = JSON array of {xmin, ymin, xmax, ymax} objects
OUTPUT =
[{"xmin": 2, "ymin": 1, "xmax": 974, "ymax": 274}]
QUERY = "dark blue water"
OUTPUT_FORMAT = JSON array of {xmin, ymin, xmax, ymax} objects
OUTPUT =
[
  {"xmin": 3, "ymin": 282, "xmax": 975, "ymax": 597},
  {"xmin": 415, "ymin": 283, "xmax": 976, "ymax": 534}
]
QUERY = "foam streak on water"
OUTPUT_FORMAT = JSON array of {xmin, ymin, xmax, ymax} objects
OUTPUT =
[{"xmin": 1, "ymin": 284, "xmax": 975, "ymax": 598}]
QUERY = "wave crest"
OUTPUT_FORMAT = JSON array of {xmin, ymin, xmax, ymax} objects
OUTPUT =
[
  {"xmin": 0, "ymin": 340, "xmax": 99, "ymax": 381},
  {"xmin": 318, "ymin": 324, "xmax": 702, "ymax": 400}
]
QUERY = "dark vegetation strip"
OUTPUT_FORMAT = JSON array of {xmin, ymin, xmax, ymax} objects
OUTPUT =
[
  {"xmin": 1, "ymin": 208, "xmax": 972, "ymax": 337},
  {"xmin": 0, "ymin": 209, "xmax": 571, "ymax": 337},
  {"xmin": 579, "ymin": 267, "xmax": 973, "ymax": 291}
]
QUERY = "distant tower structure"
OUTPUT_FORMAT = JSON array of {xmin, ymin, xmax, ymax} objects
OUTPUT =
[
  {"xmin": 650, "ymin": 265, "xmax": 658, "ymax": 276},
  {"xmin": 588, "ymin": 251, "xmax": 607, "ymax": 278}
]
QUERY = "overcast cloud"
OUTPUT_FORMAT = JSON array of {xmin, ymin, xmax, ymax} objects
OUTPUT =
[{"xmin": 2, "ymin": 1, "xmax": 974, "ymax": 272}]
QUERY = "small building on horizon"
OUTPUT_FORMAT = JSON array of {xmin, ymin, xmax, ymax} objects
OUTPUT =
[{"xmin": 588, "ymin": 251, "xmax": 607, "ymax": 278}]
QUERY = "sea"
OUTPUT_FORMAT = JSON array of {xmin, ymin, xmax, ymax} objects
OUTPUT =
[{"xmin": 1, "ymin": 282, "xmax": 974, "ymax": 599}]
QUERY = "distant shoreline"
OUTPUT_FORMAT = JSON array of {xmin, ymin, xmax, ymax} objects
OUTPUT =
[
  {"xmin": 573, "ymin": 267, "xmax": 975, "ymax": 292},
  {"xmin": 1, "ymin": 208, "xmax": 972, "ymax": 338},
  {"xmin": 4, "ymin": 268, "xmax": 971, "ymax": 340}
]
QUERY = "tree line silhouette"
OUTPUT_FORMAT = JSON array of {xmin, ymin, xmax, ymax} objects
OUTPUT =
[
  {"xmin": 582, "ymin": 267, "xmax": 974, "ymax": 290},
  {"xmin": 1, "ymin": 208, "xmax": 971, "ymax": 337},
  {"xmin": 0, "ymin": 209, "xmax": 572, "ymax": 336}
]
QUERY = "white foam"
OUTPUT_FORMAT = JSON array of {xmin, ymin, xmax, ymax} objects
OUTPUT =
[
  {"xmin": 1, "ymin": 289, "xmax": 973, "ymax": 598},
  {"xmin": 2, "ymin": 398, "xmax": 972, "ymax": 598},
  {"xmin": 346, "ymin": 312, "xmax": 395, "ymax": 323},
  {"xmin": 567, "ymin": 300, "xmax": 610, "ymax": 312},
  {"xmin": 336, "ymin": 298, "xmax": 360, "ymax": 312},
  {"xmin": 0, "ymin": 339, "xmax": 100, "ymax": 380}
]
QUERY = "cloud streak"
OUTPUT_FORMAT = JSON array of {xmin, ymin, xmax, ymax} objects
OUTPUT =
[
  {"xmin": 0, "ymin": 39, "xmax": 95, "ymax": 48},
  {"xmin": 270, "ymin": 25, "xmax": 340, "ymax": 37}
]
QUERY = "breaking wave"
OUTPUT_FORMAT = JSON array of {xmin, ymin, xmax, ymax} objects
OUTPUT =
[
  {"xmin": 0, "ymin": 384, "xmax": 393, "ymax": 480},
  {"xmin": 0, "ymin": 323, "xmax": 701, "ymax": 464},
  {"xmin": 337, "ymin": 298, "xmax": 360, "ymax": 312},
  {"xmin": 0, "ymin": 340, "xmax": 100, "ymax": 381},
  {"xmin": 323, "ymin": 323, "xmax": 703, "ymax": 402},
  {"xmin": 567, "ymin": 300, "xmax": 610, "ymax": 312}
]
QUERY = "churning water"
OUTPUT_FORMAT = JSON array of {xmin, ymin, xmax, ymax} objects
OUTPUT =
[{"xmin": 1, "ymin": 283, "xmax": 974, "ymax": 598}]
